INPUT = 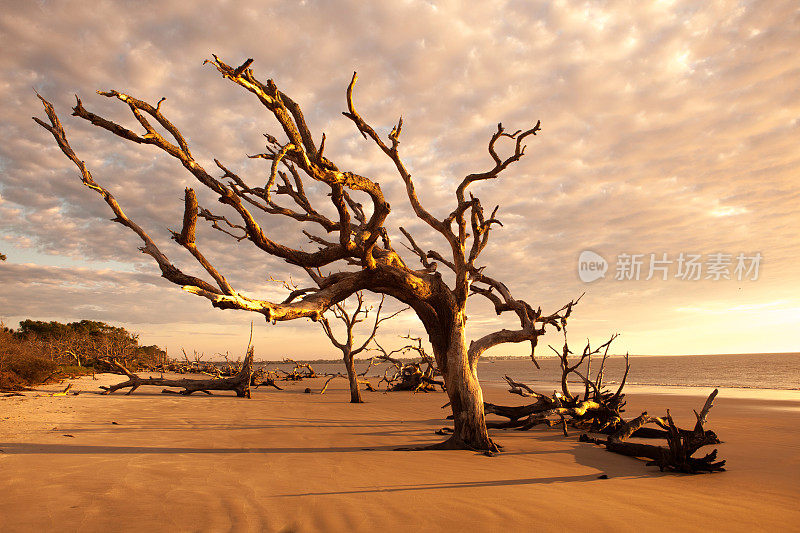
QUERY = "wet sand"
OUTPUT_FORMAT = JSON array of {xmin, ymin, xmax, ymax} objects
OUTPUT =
[{"xmin": 1, "ymin": 374, "xmax": 798, "ymax": 532}]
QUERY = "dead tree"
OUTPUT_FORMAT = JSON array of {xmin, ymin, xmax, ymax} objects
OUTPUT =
[
  {"xmin": 251, "ymin": 367, "xmax": 283, "ymax": 390},
  {"xmin": 482, "ymin": 327, "xmax": 626, "ymax": 430},
  {"xmin": 99, "ymin": 346, "xmax": 256, "ymax": 397},
  {"xmin": 35, "ymin": 55, "xmax": 577, "ymax": 451},
  {"xmin": 318, "ymin": 293, "xmax": 404, "ymax": 402}
]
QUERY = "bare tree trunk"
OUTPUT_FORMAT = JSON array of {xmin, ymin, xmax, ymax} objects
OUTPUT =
[
  {"xmin": 432, "ymin": 314, "xmax": 496, "ymax": 451},
  {"xmin": 342, "ymin": 349, "xmax": 363, "ymax": 403}
]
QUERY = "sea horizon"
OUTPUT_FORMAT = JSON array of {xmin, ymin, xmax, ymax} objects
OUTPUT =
[{"xmin": 241, "ymin": 352, "xmax": 800, "ymax": 395}]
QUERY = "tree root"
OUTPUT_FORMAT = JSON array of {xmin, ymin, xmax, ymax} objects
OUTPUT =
[{"xmin": 396, "ymin": 432, "xmax": 501, "ymax": 453}]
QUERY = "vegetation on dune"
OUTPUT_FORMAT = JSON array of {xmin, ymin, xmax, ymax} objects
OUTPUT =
[
  {"xmin": 0, "ymin": 320, "xmax": 166, "ymax": 390},
  {"xmin": 0, "ymin": 330, "xmax": 58, "ymax": 390}
]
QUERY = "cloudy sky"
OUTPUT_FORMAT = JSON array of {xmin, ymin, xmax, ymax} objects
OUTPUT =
[{"xmin": 1, "ymin": 0, "xmax": 798, "ymax": 359}]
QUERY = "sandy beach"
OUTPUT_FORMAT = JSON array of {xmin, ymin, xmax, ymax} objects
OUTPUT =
[{"xmin": 2, "ymin": 374, "xmax": 799, "ymax": 532}]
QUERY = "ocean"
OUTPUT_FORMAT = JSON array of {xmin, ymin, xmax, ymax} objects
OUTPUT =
[
  {"xmin": 475, "ymin": 352, "xmax": 800, "ymax": 391},
  {"xmin": 260, "ymin": 352, "xmax": 800, "ymax": 399}
]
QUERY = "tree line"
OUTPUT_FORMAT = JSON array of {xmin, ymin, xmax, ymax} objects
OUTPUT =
[{"xmin": 0, "ymin": 319, "xmax": 166, "ymax": 390}]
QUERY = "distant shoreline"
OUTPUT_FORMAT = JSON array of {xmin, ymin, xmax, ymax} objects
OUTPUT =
[{"xmin": 242, "ymin": 351, "xmax": 800, "ymax": 364}]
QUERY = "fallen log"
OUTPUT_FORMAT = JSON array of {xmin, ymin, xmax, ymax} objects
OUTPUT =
[
  {"xmin": 99, "ymin": 347, "xmax": 256, "ymax": 397},
  {"xmin": 484, "ymin": 398, "xmax": 551, "ymax": 422}
]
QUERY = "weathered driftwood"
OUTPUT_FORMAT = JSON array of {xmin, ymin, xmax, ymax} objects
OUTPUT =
[
  {"xmin": 279, "ymin": 359, "xmax": 317, "ymax": 381},
  {"xmin": 579, "ymin": 390, "xmax": 725, "ymax": 473},
  {"xmin": 483, "ymin": 334, "xmax": 627, "ymax": 434},
  {"xmin": 100, "ymin": 347, "xmax": 256, "ymax": 397},
  {"xmin": 385, "ymin": 364, "xmax": 443, "ymax": 392},
  {"xmin": 481, "ymin": 331, "xmax": 726, "ymax": 473},
  {"xmin": 252, "ymin": 367, "xmax": 283, "ymax": 390},
  {"xmin": 373, "ymin": 337, "xmax": 444, "ymax": 392},
  {"xmin": 318, "ymin": 372, "xmax": 377, "ymax": 395},
  {"xmin": 140, "ymin": 350, "xmax": 219, "ymax": 375}
]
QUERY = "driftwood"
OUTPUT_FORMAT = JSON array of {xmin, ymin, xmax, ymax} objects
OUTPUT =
[
  {"xmin": 373, "ymin": 337, "xmax": 444, "ymax": 392},
  {"xmin": 483, "ymin": 333, "xmax": 627, "ymax": 433},
  {"xmin": 252, "ymin": 367, "xmax": 283, "ymax": 390},
  {"xmin": 318, "ymin": 372, "xmax": 377, "ymax": 395},
  {"xmin": 140, "ymin": 350, "xmax": 219, "ymax": 375},
  {"xmin": 580, "ymin": 390, "xmax": 725, "ymax": 473},
  {"xmin": 482, "ymin": 330, "xmax": 726, "ymax": 473},
  {"xmin": 279, "ymin": 359, "xmax": 317, "ymax": 381},
  {"xmin": 100, "ymin": 347, "xmax": 256, "ymax": 397}
]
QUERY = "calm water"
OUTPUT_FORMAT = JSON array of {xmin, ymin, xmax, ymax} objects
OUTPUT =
[
  {"xmin": 475, "ymin": 353, "xmax": 800, "ymax": 391},
  {"xmin": 258, "ymin": 352, "xmax": 800, "ymax": 392}
]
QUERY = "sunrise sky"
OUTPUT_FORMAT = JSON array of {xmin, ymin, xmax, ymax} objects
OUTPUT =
[{"xmin": 0, "ymin": 0, "xmax": 798, "ymax": 359}]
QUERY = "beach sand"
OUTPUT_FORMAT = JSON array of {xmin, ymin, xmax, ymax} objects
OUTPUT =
[{"xmin": 1, "ymin": 374, "xmax": 798, "ymax": 532}]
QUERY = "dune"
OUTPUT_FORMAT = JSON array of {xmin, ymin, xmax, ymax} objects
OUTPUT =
[{"xmin": 1, "ymin": 373, "xmax": 798, "ymax": 532}]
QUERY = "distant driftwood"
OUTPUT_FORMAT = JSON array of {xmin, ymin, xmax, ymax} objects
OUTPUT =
[{"xmin": 98, "ymin": 347, "xmax": 280, "ymax": 397}]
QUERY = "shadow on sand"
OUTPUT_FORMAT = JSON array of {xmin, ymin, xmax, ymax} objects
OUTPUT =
[
  {"xmin": 0, "ymin": 442, "xmax": 403, "ymax": 455},
  {"xmin": 275, "ymin": 473, "xmax": 604, "ymax": 497}
]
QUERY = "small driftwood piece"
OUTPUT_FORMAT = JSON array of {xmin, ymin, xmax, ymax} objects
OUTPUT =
[
  {"xmin": 51, "ymin": 383, "xmax": 75, "ymax": 397},
  {"xmin": 100, "ymin": 347, "xmax": 256, "ymax": 397},
  {"xmin": 318, "ymin": 372, "xmax": 377, "ymax": 395}
]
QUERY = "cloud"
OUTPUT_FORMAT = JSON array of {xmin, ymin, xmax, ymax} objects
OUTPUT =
[{"xmin": 1, "ymin": 0, "xmax": 798, "ymax": 357}]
